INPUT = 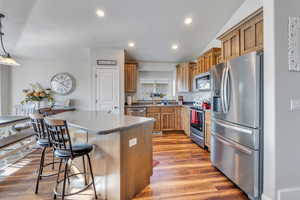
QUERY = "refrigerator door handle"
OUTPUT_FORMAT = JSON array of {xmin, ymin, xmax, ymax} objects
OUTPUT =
[
  {"xmin": 223, "ymin": 65, "xmax": 229, "ymax": 113},
  {"xmin": 215, "ymin": 119, "xmax": 253, "ymax": 135},
  {"xmin": 214, "ymin": 134, "xmax": 253, "ymax": 155},
  {"xmin": 220, "ymin": 64, "xmax": 226, "ymax": 113}
]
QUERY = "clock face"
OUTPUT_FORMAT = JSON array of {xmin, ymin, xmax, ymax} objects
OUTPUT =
[{"xmin": 50, "ymin": 73, "xmax": 74, "ymax": 95}]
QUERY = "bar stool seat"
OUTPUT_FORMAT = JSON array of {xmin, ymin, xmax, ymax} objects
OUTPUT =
[
  {"xmin": 37, "ymin": 138, "xmax": 51, "ymax": 147},
  {"xmin": 55, "ymin": 143, "xmax": 93, "ymax": 158}
]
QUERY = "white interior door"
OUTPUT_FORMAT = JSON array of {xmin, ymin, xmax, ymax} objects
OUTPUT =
[{"xmin": 95, "ymin": 68, "xmax": 120, "ymax": 113}]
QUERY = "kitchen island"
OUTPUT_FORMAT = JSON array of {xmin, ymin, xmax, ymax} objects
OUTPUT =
[{"xmin": 48, "ymin": 111, "xmax": 154, "ymax": 200}]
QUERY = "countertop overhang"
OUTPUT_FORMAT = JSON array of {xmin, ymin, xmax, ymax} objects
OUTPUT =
[{"xmin": 48, "ymin": 111, "xmax": 155, "ymax": 135}]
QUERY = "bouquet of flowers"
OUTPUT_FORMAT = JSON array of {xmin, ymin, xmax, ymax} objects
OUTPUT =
[{"xmin": 21, "ymin": 83, "xmax": 55, "ymax": 104}]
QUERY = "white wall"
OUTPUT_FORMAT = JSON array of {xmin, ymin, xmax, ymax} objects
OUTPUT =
[
  {"xmin": 11, "ymin": 48, "xmax": 124, "ymax": 112},
  {"xmin": 202, "ymin": 0, "xmax": 263, "ymax": 53},
  {"xmin": 263, "ymin": 0, "xmax": 300, "ymax": 199}
]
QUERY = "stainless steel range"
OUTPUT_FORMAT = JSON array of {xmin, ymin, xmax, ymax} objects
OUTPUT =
[
  {"xmin": 210, "ymin": 51, "xmax": 263, "ymax": 200},
  {"xmin": 190, "ymin": 107, "xmax": 205, "ymax": 148}
]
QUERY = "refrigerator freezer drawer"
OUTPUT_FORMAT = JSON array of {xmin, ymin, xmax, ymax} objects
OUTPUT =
[
  {"xmin": 212, "ymin": 119, "xmax": 260, "ymax": 150},
  {"xmin": 211, "ymin": 135, "xmax": 260, "ymax": 200}
]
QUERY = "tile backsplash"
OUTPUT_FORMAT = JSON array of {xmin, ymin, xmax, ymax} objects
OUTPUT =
[{"xmin": 177, "ymin": 91, "xmax": 211, "ymax": 103}]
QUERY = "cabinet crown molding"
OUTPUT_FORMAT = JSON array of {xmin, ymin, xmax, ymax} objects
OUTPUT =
[{"xmin": 217, "ymin": 7, "xmax": 263, "ymax": 40}]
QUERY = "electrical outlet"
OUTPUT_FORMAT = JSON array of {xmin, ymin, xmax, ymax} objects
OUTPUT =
[
  {"xmin": 129, "ymin": 138, "xmax": 137, "ymax": 147},
  {"xmin": 290, "ymin": 98, "xmax": 300, "ymax": 111}
]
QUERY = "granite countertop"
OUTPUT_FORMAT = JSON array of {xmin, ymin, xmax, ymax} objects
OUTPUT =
[
  {"xmin": 48, "ymin": 111, "xmax": 155, "ymax": 135},
  {"xmin": 51, "ymin": 106, "xmax": 76, "ymax": 111},
  {"xmin": 125, "ymin": 103, "xmax": 193, "ymax": 108},
  {"xmin": 0, "ymin": 116, "xmax": 29, "ymax": 127}
]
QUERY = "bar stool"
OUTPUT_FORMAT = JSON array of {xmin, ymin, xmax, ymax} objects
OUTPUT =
[
  {"xmin": 29, "ymin": 113, "xmax": 56, "ymax": 194},
  {"xmin": 44, "ymin": 118, "xmax": 97, "ymax": 200}
]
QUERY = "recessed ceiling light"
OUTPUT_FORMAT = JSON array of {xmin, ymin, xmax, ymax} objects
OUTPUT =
[
  {"xmin": 184, "ymin": 17, "xmax": 193, "ymax": 25},
  {"xmin": 96, "ymin": 9, "xmax": 105, "ymax": 17},
  {"xmin": 172, "ymin": 44, "xmax": 179, "ymax": 50},
  {"xmin": 128, "ymin": 42, "xmax": 135, "ymax": 47}
]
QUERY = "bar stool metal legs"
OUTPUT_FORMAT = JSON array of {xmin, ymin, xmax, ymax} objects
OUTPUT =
[
  {"xmin": 35, "ymin": 146, "xmax": 59, "ymax": 194},
  {"xmin": 35, "ymin": 147, "xmax": 46, "ymax": 194},
  {"xmin": 53, "ymin": 155, "xmax": 98, "ymax": 200},
  {"xmin": 87, "ymin": 154, "xmax": 98, "ymax": 199}
]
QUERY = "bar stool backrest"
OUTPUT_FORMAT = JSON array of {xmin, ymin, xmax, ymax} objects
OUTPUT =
[
  {"xmin": 29, "ymin": 113, "xmax": 48, "ymax": 140},
  {"xmin": 44, "ymin": 118, "xmax": 74, "ymax": 158}
]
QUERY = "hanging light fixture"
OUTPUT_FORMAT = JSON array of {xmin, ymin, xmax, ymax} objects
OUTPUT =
[{"xmin": 0, "ymin": 13, "xmax": 20, "ymax": 66}]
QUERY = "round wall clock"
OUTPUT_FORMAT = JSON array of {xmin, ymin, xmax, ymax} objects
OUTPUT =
[{"xmin": 50, "ymin": 73, "xmax": 75, "ymax": 95}]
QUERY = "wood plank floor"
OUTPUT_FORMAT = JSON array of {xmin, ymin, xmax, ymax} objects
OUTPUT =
[
  {"xmin": 133, "ymin": 133, "xmax": 248, "ymax": 200},
  {"xmin": 0, "ymin": 132, "xmax": 248, "ymax": 200}
]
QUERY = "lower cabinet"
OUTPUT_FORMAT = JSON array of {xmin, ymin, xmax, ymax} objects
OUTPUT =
[
  {"xmin": 146, "ymin": 112, "xmax": 161, "ymax": 132},
  {"xmin": 146, "ymin": 106, "xmax": 181, "ymax": 132},
  {"xmin": 175, "ymin": 107, "xmax": 182, "ymax": 130},
  {"xmin": 182, "ymin": 106, "xmax": 190, "ymax": 136},
  {"xmin": 161, "ymin": 113, "xmax": 175, "ymax": 130},
  {"xmin": 204, "ymin": 111, "xmax": 211, "ymax": 151}
]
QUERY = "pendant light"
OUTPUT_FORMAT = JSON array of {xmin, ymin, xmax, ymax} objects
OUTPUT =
[{"xmin": 0, "ymin": 13, "xmax": 20, "ymax": 66}]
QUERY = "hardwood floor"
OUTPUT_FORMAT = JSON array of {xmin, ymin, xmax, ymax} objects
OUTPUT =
[
  {"xmin": 134, "ymin": 133, "xmax": 248, "ymax": 200},
  {"xmin": 0, "ymin": 132, "xmax": 248, "ymax": 200}
]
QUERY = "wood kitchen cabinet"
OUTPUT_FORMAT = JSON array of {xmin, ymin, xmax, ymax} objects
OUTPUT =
[
  {"xmin": 146, "ymin": 106, "xmax": 182, "ymax": 132},
  {"xmin": 160, "ymin": 107, "xmax": 175, "ymax": 131},
  {"xmin": 125, "ymin": 62, "xmax": 138, "ymax": 93},
  {"xmin": 147, "ymin": 107, "xmax": 161, "ymax": 132},
  {"xmin": 220, "ymin": 30, "xmax": 240, "ymax": 61},
  {"xmin": 147, "ymin": 112, "xmax": 161, "ymax": 131},
  {"xmin": 161, "ymin": 113, "xmax": 175, "ymax": 130},
  {"xmin": 218, "ymin": 8, "xmax": 263, "ymax": 62},
  {"xmin": 175, "ymin": 107, "xmax": 182, "ymax": 130},
  {"xmin": 204, "ymin": 111, "xmax": 212, "ymax": 151},
  {"xmin": 176, "ymin": 62, "xmax": 195, "ymax": 93},
  {"xmin": 195, "ymin": 48, "xmax": 221, "ymax": 77},
  {"xmin": 240, "ymin": 12, "xmax": 263, "ymax": 55},
  {"xmin": 182, "ymin": 106, "xmax": 190, "ymax": 136}
]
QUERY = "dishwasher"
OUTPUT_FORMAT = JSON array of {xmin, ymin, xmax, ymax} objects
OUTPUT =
[{"xmin": 126, "ymin": 107, "xmax": 147, "ymax": 117}]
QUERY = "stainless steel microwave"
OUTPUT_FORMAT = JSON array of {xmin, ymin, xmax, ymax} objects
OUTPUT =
[{"xmin": 194, "ymin": 72, "xmax": 211, "ymax": 91}]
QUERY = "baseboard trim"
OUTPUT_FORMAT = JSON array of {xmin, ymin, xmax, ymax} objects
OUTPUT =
[
  {"xmin": 278, "ymin": 187, "xmax": 300, "ymax": 200},
  {"xmin": 262, "ymin": 193, "xmax": 273, "ymax": 200}
]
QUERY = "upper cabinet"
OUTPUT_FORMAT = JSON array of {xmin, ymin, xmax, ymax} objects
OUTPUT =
[
  {"xmin": 220, "ymin": 30, "xmax": 240, "ymax": 61},
  {"xmin": 195, "ymin": 48, "xmax": 221, "ymax": 76},
  {"xmin": 240, "ymin": 12, "xmax": 263, "ymax": 55},
  {"xmin": 125, "ymin": 62, "xmax": 138, "ymax": 93},
  {"xmin": 218, "ymin": 8, "xmax": 263, "ymax": 62},
  {"xmin": 176, "ymin": 62, "xmax": 195, "ymax": 93}
]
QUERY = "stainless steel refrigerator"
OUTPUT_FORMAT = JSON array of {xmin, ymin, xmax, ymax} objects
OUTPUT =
[{"xmin": 211, "ymin": 51, "xmax": 263, "ymax": 200}]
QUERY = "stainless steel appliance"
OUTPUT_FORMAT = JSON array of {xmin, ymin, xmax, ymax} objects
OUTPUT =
[
  {"xmin": 194, "ymin": 72, "xmax": 211, "ymax": 91},
  {"xmin": 126, "ymin": 107, "xmax": 146, "ymax": 117},
  {"xmin": 190, "ymin": 107, "xmax": 205, "ymax": 148},
  {"xmin": 211, "ymin": 51, "xmax": 263, "ymax": 200}
]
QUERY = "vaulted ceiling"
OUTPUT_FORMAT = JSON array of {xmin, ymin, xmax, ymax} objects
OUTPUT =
[{"xmin": 0, "ymin": 0, "xmax": 244, "ymax": 62}]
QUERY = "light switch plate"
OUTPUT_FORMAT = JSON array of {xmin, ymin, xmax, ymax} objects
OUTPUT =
[
  {"xmin": 290, "ymin": 98, "xmax": 300, "ymax": 111},
  {"xmin": 129, "ymin": 138, "xmax": 137, "ymax": 147}
]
